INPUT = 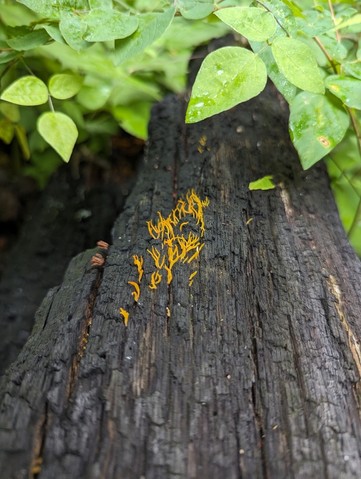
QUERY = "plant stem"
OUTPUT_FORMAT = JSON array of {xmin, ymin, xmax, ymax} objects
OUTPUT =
[
  {"xmin": 48, "ymin": 96, "xmax": 55, "ymax": 113},
  {"xmin": 313, "ymin": 36, "xmax": 338, "ymax": 74},
  {"xmin": 328, "ymin": 0, "xmax": 341, "ymax": 42}
]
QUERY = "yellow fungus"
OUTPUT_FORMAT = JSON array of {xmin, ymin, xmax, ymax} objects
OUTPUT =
[
  {"xmin": 189, "ymin": 270, "xmax": 198, "ymax": 286},
  {"xmin": 147, "ymin": 246, "xmax": 165, "ymax": 269},
  {"xmin": 164, "ymin": 265, "xmax": 173, "ymax": 284},
  {"xmin": 187, "ymin": 243, "xmax": 204, "ymax": 263},
  {"xmin": 149, "ymin": 270, "xmax": 162, "ymax": 289},
  {"xmin": 119, "ymin": 308, "xmax": 129, "ymax": 326},
  {"xmin": 120, "ymin": 189, "xmax": 209, "ymax": 317},
  {"xmin": 128, "ymin": 281, "xmax": 140, "ymax": 302},
  {"xmin": 133, "ymin": 255, "xmax": 144, "ymax": 282}
]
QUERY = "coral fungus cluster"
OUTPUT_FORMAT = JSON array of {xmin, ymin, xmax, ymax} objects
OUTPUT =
[{"xmin": 120, "ymin": 189, "xmax": 209, "ymax": 326}]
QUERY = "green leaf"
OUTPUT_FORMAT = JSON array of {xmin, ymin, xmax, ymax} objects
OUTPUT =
[
  {"xmin": 186, "ymin": 46, "xmax": 267, "ymax": 123},
  {"xmin": 17, "ymin": 0, "xmax": 59, "ymax": 18},
  {"xmin": 59, "ymin": 10, "xmax": 89, "ymax": 50},
  {"xmin": 43, "ymin": 24, "xmax": 65, "ymax": 43},
  {"xmin": 0, "ymin": 119, "xmax": 15, "ymax": 144},
  {"xmin": 289, "ymin": 92, "xmax": 349, "ymax": 169},
  {"xmin": 334, "ymin": 13, "xmax": 361, "ymax": 31},
  {"xmin": 271, "ymin": 37, "xmax": 325, "ymax": 94},
  {"xmin": 48, "ymin": 73, "xmax": 83, "ymax": 100},
  {"xmin": 113, "ymin": 7, "xmax": 176, "ymax": 65},
  {"xmin": 0, "ymin": 102, "xmax": 20, "ymax": 122},
  {"xmin": 77, "ymin": 83, "xmax": 112, "ymax": 110},
  {"xmin": 6, "ymin": 27, "xmax": 50, "ymax": 51},
  {"xmin": 325, "ymin": 75, "xmax": 361, "ymax": 110},
  {"xmin": 112, "ymin": 102, "xmax": 152, "ymax": 139},
  {"xmin": 343, "ymin": 61, "xmax": 361, "ymax": 80},
  {"xmin": 249, "ymin": 175, "xmax": 276, "ymax": 191},
  {"xmin": 0, "ymin": 51, "xmax": 19, "ymax": 65},
  {"xmin": 17, "ymin": 0, "xmax": 88, "ymax": 19},
  {"xmin": 1, "ymin": 76, "xmax": 48, "ymax": 106},
  {"xmin": 84, "ymin": 9, "xmax": 139, "ymax": 42},
  {"xmin": 37, "ymin": 112, "xmax": 78, "ymax": 162},
  {"xmin": 89, "ymin": 0, "xmax": 112, "ymax": 8},
  {"xmin": 215, "ymin": 7, "xmax": 277, "ymax": 41},
  {"xmin": 178, "ymin": 0, "xmax": 214, "ymax": 20},
  {"xmin": 249, "ymin": 42, "xmax": 297, "ymax": 103}
]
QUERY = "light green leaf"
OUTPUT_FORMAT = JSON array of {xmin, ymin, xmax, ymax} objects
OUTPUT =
[
  {"xmin": 59, "ymin": 11, "xmax": 89, "ymax": 50},
  {"xmin": 17, "ymin": 0, "xmax": 59, "ymax": 18},
  {"xmin": 186, "ymin": 46, "xmax": 267, "ymax": 123},
  {"xmin": 17, "ymin": 0, "xmax": 88, "ymax": 19},
  {"xmin": 84, "ymin": 9, "xmax": 139, "ymax": 42},
  {"xmin": 249, "ymin": 176, "xmax": 276, "ymax": 191},
  {"xmin": 37, "ymin": 112, "xmax": 78, "ymax": 162},
  {"xmin": 43, "ymin": 24, "xmax": 65, "ymax": 43},
  {"xmin": 6, "ymin": 28, "xmax": 50, "ymax": 51},
  {"xmin": 48, "ymin": 73, "xmax": 83, "ymax": 99},
  {"xmin": 343, "ymin": 61, "xmax": 361, "ymax": 80},
  {"xmin": 334, "ymin": 13, "xmax": 361, "ymax": 31},
  {"xmin": 215, "ymin": 7, "xmax": 277, "ymax": 41},
  {"xmin": 1, "ymin": 76, "xmax": 48, "ymax": 106},
  {"xmin": 289, "ymin": 92, "xmax": 349, "ymax": 169},
  {"xmin": 325, "ymin": 75, "xmax": 361, "ymax": 110},
  {"xmin": 113, "ymin": 7, "xmax": 176, "ymax": 65},
  {"xmin": 77, "ymin": 84, "xmax": 112, "ymax": 110},
  {"xmin": 249, "ymin": 41, "xmax": 297, "ymax": 103},
  {"xmin": 271, "ymin": 37, "xmax": 325, "ymax": 94},
  {"xmin": 178, "ymin": 0, "xmax": 214, "ymax": 20},
  {"xmin": 112, "ymin": 102, "xmax": 152, "ymax": 139},
  {"xmin": 89, "ymin": 0, "xmax": 112, "ymax": 8}
]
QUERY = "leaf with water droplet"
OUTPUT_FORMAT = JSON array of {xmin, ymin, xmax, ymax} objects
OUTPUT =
[
  {"xmin": 289, "ymin": 92, "xmax": 349, "ymax": 169},
  {"xmin": 186, "ymin": 46, "xmax": 267, "ymax": 123},
  {"xmin": 272, "ymin": 37, "xmax": 324, "ymax": 94},
  {"xmin": 325, "ymin": 75, "xmax": 361, "ymax": 110},
  {"xmin": 215, "ymin": 6, "xmax": 277, "ymax": 41}
]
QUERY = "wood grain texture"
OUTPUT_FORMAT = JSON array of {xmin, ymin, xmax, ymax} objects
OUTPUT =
[{"xmin": 1, "ymin": 86, "xmax": 361, "ymax": 479}]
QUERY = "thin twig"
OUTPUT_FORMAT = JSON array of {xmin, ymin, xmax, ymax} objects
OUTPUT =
[{"xmin": 328, "ymin": 0, "xmax": 341, "ymax": 42}]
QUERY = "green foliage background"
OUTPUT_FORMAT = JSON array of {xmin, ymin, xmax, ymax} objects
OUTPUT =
[{"xmin": 1, "ymin": 0, "xmax": 361, "ymax": 254}]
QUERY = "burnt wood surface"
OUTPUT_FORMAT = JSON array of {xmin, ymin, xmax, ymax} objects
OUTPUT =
[{"xmin": 1, "ymin": 85, "xmax": 361, "ymax": 479}]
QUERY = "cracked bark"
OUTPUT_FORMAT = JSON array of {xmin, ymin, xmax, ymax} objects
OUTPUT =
[{"xmin": 1, "ymin": 84, "xmax": 361, "ymax": 479}]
